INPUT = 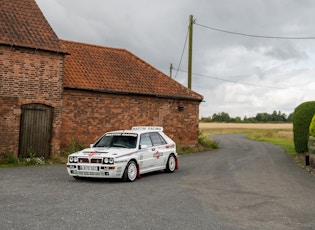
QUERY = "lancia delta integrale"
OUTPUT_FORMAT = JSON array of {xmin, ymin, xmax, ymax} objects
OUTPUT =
[{"xmin": 66, "ymin": 126, "xmax": 178, "ymax": 182}]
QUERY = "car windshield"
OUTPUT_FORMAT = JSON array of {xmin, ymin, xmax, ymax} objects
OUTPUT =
[{"xmin": 94, "ymin": 133, "xmax": 137, "ymax": 148}]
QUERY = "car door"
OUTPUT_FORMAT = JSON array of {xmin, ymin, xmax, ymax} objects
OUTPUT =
[
  {"xmin": 149, "ymin": 132, "xmax": 168, "ymax": 168},
  {"xmin": 138, "ymin": 133, "xmax": 155, "ymax": 171}
]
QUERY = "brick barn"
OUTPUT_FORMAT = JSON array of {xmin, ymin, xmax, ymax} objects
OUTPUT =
[{"xmin": 0, "ymin": 0, "xmax": 203, "ymax": 158}]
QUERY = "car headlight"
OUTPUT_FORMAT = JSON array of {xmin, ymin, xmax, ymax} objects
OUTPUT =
[
  {"xmin": 69, "ymin": 156, "xmax": 78, "ymax": 163},
  {"xmin": 103, "ymin": 157, "xmax": 114, "ymax": 164}
]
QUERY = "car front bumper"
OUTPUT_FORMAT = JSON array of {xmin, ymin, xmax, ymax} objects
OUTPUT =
[{"xmin": 66, "ymin": 163, "xmax": 126, "ymax": 179}]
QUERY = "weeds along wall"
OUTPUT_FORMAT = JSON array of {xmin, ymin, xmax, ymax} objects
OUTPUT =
[{"xmin": 61, "ymin": 89, "xmax": 200, "ymax": 150}]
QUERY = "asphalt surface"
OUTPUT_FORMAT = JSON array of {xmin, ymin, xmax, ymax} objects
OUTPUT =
[{"xmin": 1, "ymin": 134, "xmax": 315, "ymax": 230}]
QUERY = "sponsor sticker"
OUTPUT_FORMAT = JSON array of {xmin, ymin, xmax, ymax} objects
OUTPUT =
[
  {"xmin": 132, "ymin": 126, "xmax": 163, "ymax": 131},
  {"xmin": 106, "ymin": 133, "xmax": 137, "ymax": 137},
  {"xmin": 88, "ymin": 152, "xmax": 96, "ymax": 156},
  {"xmin": 153, "ymin": 151, "xmax": 163, "ymax": 159}
]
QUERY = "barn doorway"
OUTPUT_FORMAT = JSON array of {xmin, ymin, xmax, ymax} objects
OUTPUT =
[{"xmin": 19, "ymin": 104, "xmax": 53, "ymax": 158}]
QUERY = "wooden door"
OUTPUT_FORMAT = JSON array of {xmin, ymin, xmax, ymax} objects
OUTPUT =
[{"xmin": 19, "ymin": 104, "xmax": 53, "ymax": 158}]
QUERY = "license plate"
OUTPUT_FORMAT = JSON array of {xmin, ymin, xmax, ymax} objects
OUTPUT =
[{"xmin": 78, "ymin": 165, "xmax": 99, "ymax": 171}]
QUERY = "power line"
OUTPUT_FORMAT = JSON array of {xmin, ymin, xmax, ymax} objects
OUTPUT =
[
  {"xmin": 174, "ymin": 68, "xmax": 286, "ymax": 89},
  {"xmin": 194, "ymin": 22, "xmax": 315, "ymax": 40},
  {"xmin": 174, "ymin": 27, "xmax": 189, "ymax": 80},
  {"xmin": 173, "ymin": 16, "xmax": 305, "ymax": 90}
]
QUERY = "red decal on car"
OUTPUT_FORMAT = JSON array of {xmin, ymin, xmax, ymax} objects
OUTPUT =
[{"xmin": 153, "ymin": 151, "xmax": 163, "ymax": 159}]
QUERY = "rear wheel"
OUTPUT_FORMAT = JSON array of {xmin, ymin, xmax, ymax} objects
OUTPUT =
[
  {"xmin": 165, "ymin": 154, "xmax": 176, "ymax": 173},
  {"xmin": 123, "ymin": 161, "xmax": 138, "ymax": 182}
]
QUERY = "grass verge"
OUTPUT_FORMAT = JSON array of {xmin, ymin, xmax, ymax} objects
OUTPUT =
[
  {"xmin": 177, "ymin": 130, "xmax": 219, "ymax": 154},
  {"xmin": 0, "ymin": 138, "xmax": 85, "ymax": 168},
  {"xmin": 0, "ymin": 152, "xmax": 68, "ymax": 168}
]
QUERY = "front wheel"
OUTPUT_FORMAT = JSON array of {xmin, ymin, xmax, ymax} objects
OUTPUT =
[
  {"xmin": 123, "ymin": 161, "xmax": 138, "ymax": 182},
  {"xmin": 165, "ymin": 154, "xmax": 176, "ymax": 173}
]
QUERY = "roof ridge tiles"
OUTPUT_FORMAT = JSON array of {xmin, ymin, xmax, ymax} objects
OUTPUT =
[{"xmin": 60, "ymin": 39, "xmax": 127, "ymax": 52}]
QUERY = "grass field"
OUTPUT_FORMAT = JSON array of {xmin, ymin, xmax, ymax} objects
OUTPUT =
[{"xmin": 199, "ymin": 122, "xmax": 292, "ymax": 130}]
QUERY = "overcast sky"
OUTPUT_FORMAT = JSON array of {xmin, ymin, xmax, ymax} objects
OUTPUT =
[{"xmin": 35, "ymin": 0, "xmax": 315, "ymax": 118}]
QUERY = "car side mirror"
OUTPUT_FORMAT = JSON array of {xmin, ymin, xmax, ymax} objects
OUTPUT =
[{"xmin": 90, "ymin": 144, "xmax": 94, "ymax": 148}]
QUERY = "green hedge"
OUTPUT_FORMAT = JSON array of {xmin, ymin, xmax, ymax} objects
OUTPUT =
[
  {"xmin": 309, "ymin": 115, "xmax": 315, "ymax": 137},
  {"xmin": 293, "ymin": 101, "xmax": 315, "ymax": 153}
]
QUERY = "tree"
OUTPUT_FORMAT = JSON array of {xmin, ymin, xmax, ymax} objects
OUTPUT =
[
  {"xmin": 212, "ymin": 112, "xmax": 231, "ymax": 122},
  {"xmin": 206, "ymin": 110, "xmax": 292, "ymax": 123}
]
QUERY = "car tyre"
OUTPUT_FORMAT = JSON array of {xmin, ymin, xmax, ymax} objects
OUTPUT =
[
  {"xmin": 123, "ymin": 160, "xmax": 138, "ymax": 182},
  {"xmin": 165, "ymin": 154, "xmax": 176, "ymax": 173}
]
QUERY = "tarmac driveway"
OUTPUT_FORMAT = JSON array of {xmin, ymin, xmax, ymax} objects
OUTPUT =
[{"xmin": 1, "ymin": 134, "xmax": 314, "ymax": 230}]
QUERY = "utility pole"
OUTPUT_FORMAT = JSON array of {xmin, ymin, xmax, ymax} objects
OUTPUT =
[
  {"xmin": 188, "ymin": 15, "xmax": 193, "ymax": 89},
  {"xmin": 170, "ymin": 63, "xmax": 173, "ymax": 78}
]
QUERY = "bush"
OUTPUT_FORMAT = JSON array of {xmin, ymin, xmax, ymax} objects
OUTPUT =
[
  {"xmin": 293, "ymin": 101, "xmax": 315, "ymax": 153},
  {"xmin": 309, "ymin": 114, "xmax": 315, "ymax": 137},
  {"xmin": 198, "ymin": 130, "xmax": 219, "ymax": 149}
]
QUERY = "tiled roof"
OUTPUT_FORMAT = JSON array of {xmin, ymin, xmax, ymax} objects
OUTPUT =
[
  {"xmin": 62, "ymin": 40, "xmax": 203, "ymax": 101},
  {"xmin": 0, "ymin": 0, "xmax": 66, "ymax": 53}
]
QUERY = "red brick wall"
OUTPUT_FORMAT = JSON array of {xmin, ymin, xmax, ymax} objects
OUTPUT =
[
  {"xmin": 0, "ymin": 97, "xmax": 20, "ymax": 154},
  {"xmin": 0, "ymin": 45, "xmax": 64, "ymax": 156},
  {"xmin": 61, "ymin": 89, "xmax": 200, "ymax": 150}
]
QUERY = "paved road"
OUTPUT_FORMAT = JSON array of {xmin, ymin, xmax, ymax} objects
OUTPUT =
[{"xmin": 1, "ymin": 134, "xmax": 314, "ymax": 230}]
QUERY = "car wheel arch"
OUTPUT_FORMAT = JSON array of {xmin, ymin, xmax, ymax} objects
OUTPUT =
[{"xmin": 122, "ymin": 159, "xmax": 140, "ymax": 182}]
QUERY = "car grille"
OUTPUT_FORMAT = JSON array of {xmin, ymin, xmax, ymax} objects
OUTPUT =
[
  {"xmin": 91, "ymin": 158, "xmax": 102, "ymax": 163},
  {"xmin": 78, "ymin": 158, "xmax": 102, "ymax": 163},
  {"xmin": 78, "ymin": 158, "xmax": 89, "ymax": 163}
]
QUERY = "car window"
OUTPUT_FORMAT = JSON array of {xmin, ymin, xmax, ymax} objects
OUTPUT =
[
  {"xmin": 140, "ymin": 133, "xmax": 153, "ymax": 147},
  {"xmin": 94, "ymin": 134, "xmax": 137, "ymax": 148},
  {"xmin": 150, "ymin": 132, "xmax": 167, "ymax": 146},
  {"xmin": 94, "ymin": 135, "xmax": 112, "ymax": 147},
  {"xmin": 112, "ymin": 136, "xmax": 137, "ymax": 148}
]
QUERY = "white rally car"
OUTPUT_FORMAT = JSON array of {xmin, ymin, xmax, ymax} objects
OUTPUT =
[{"xmin": 66, "ymin": 126, "xmax": 178, "ymax": 182}]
